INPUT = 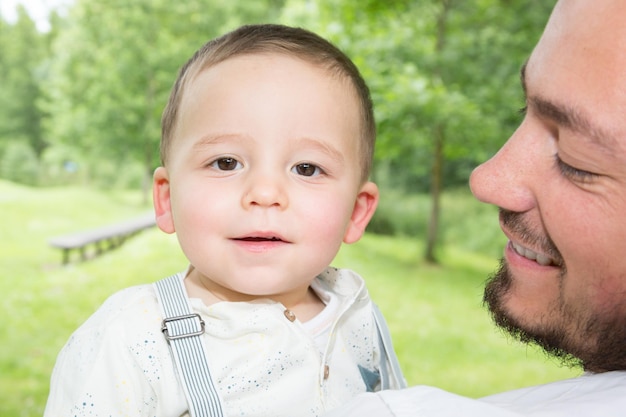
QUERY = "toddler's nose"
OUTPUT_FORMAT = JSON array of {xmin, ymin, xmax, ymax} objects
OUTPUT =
[{"xmin": 242, "ymin": 172, "xmax": 288, "ymax": 209}]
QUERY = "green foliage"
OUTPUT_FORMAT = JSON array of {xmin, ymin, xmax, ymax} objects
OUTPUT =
[
  {"xmin": 38, "ymin": 144, "xmax": 85, "ymax": 186},
  {"xmin": 0, "ymin": 7, "xmax": 48, "ymax": 159},
  {"xmin": 369, "ymin": 186, "xmax": 505, "ymax": 258},
  {"xmin": 0, "ymin": 140, "xmax": 40, "ymax": 184},
  {"xmin": 369, "ymin": 188, "xmax": 429, "ymax": 237},
  {"xmin": 1, "ymin": 182, "xmax": 578, "ymax": 416},
  {"xmin": 441, "ymin": 188, "xmax": 505, "ymax": 259}
]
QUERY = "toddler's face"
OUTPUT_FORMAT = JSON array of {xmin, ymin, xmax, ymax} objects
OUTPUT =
[{"xmin": 153, "ymin": 53, "xmax": 377, "ymax": 304}]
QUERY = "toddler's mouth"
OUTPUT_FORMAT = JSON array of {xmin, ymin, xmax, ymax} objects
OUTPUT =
[{"xmin": 237, "ymin": 236, "xmax": 283, "ymax": 242}]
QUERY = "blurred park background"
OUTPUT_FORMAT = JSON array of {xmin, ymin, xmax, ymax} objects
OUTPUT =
[{"xmin": 1, "ymin": 0, "xmax": 580, "ymax": 416}]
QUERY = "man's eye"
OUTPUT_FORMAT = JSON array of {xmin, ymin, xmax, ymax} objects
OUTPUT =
[
  {"xmin": 209, "ymin": 157, "xmax": 242, "ymax": 171},
  {"xmin": 555, "ymin": 155, "xmax": 597, "ymax": 182},
  {"xmin": 292, "ymin": 163, "xmax": 322, "ymax": 177}
]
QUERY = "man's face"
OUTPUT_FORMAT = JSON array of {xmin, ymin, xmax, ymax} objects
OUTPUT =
[{"xmin": 470, "ymin": 0, "xmax": 626, "ymax": 372}]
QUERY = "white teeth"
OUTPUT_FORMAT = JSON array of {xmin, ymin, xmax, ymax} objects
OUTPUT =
[
  {"xmin": 536, "ymin": 254, "xmax": 552, "ymax": 266},
  {"xmin": 512, "ymin": 242, "xmax": 553, "ymax": 266},
  {"xmin": 512, "ymin": 242, "xmax": 535, "ymax": 260}
]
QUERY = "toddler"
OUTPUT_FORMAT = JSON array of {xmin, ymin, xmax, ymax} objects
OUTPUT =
[{"xmin": 45, "ymin": 24, "xmax": 405, "ymax": 417}]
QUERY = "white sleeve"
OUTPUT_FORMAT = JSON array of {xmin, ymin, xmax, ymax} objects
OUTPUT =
[
  {"xmin": 324, "ymin": 386, "xmax": 524, "ymax": 417},
  {"xmin": 43, "ymin": 291, "xmax": 161, "ymax": 417}
]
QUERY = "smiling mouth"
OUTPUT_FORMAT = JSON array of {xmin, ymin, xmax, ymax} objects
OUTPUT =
[{"xmin": 511, "ymin": 241, "xmax": 557, "ymax": 266}]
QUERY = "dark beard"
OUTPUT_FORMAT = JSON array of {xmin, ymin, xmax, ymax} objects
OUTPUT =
[{"xmin": 483, "ymin": 259, "xmax": 626, "ymax": 373}]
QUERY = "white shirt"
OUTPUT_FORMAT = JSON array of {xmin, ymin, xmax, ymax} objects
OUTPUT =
[
  {"xmin": 322, "ymin": 371, "xmax": 626, "ymax": 416},
  {"xmin": 44, "ymin": 267, "xmax": 400, "ymax": 417}
]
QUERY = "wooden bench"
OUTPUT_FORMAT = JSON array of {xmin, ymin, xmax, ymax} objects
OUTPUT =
[{"xmin": 49, "ymin": 213, "xmax": 157, "ymax": 264}]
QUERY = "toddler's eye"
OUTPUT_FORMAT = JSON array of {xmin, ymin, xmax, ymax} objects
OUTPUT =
[
  {"xmin": 210, "ymin": 157, "xmax": 242, "ymax": 171},
  {"xmin": 292, "ymin": 163, "xmax": 322, "ymax": 177}
]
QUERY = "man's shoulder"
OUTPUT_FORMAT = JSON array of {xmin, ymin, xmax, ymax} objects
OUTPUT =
[{"xmin": 482, "ymin": 371, "xmax": 626, "ymax": 415}]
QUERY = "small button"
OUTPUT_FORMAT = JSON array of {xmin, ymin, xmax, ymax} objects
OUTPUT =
[
  {"xmin": 323, "ymin": 365, "xmax": 330, "ymax": 379},
  {"xmin": 284, "ymin": 309, "xmax": 296, "ymax": 322}
]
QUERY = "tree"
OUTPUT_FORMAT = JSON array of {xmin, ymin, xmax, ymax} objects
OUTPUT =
[{"xmin": 0, "ymin": 6, "xmax": 47, "ymax": 163}]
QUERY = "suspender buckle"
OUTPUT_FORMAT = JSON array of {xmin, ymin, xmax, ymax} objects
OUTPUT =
[{"xmin": 161, "ymin": 313, "xmax": 205, "ymax": 341}]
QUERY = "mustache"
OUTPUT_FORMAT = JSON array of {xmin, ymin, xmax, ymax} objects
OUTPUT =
[{"xmin": 500, "ymin": 209, "xmax": 564, "ymax": 266}]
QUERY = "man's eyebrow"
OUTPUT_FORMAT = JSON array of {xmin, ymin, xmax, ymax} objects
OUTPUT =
[
  {"xmin": 520, "ymin": 60, "xmax": 529, "ymax": 97},
  {"xmin": 519, "ymin": 61, "xmax": 615, "ymax": 146}
]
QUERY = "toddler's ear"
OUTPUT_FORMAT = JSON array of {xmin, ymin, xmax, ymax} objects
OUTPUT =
[
  {"xmin": 343, "ymin": 181, "xmax": 379, "ymax": 244},
  {"xmin": 153, "ymin": 167, "xmax": 176, "ymax": 234}
]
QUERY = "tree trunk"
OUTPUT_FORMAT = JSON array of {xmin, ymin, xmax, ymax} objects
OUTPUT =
[
  {"xmin": 425, "ymin": 0, "xmax": 452, "ymax": 263},
  {"xmin": 426, "ymin": 124, "xmax": 444, "ymax": 263}
]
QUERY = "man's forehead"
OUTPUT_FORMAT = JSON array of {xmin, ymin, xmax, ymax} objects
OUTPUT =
[
  {"xmin": 535, "ymin": 0, "xmax": 626, "ymax": 58},
  {"xmin": 521, "ymin": 1, "xmax": 626, "ymax": 149}
]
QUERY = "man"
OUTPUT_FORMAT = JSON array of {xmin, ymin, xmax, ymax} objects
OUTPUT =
[{"xmin": 324, "ymin": 0, "xmax": 626, "ymax": 415}]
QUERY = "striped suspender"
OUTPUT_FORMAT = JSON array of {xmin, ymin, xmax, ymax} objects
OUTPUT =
[{"xmin": 154, "ymin": 274, "xmax": 224, "ymax": 417}]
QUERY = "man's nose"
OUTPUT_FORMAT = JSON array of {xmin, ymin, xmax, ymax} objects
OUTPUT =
[{"xmin": 469, "ymin": 125, "xmax": 537, "ymax": 214}]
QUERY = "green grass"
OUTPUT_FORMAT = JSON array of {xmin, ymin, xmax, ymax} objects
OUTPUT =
[{"xmin": 1, "ymin": 180, "xmax": 578, "ymax": 416}]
